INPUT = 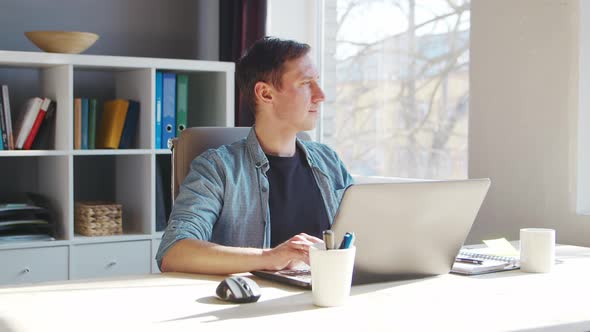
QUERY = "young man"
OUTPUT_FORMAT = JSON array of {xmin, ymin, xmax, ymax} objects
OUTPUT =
[{"xmin": 156, "ymin": 37, "xmax": 353, "ymax": 274}]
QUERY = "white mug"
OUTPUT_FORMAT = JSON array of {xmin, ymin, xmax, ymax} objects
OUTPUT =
[
  {"xmin": 520, "ymin": 228, "xmax": 555, "ymax": 273},
  {"xmin": 309, "ymin": 243, "xmax": 356, "ymax": 307}
]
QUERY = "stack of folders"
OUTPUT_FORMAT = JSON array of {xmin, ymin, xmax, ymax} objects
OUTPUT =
[
  {"xmin": 0, "ymin": 193, "xmax": 55, "ymax": 243},
  {"xmin": 451, "ymin": 249, "xmax": 520, "ymax": 275}
]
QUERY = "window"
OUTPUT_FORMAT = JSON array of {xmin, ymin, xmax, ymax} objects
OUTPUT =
[{"xmin": 320, "ymin": 0, "xmax": 470, "ymax": 179}]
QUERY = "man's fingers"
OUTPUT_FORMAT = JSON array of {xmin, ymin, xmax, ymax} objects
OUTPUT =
[
  {"xmin": 289, "ymin": 241, "xmax": 309, "ymax": 251},
  {"xmin": 295, "ymin": 233, "xmax": 324, "ymax": 243},
  {"xmin": 291, "ymin": 240, "xmax": 318, "ymax": 251},
  {"xmin": 308, "ymin": 237, "xmax": 324, "ymax": 244}
]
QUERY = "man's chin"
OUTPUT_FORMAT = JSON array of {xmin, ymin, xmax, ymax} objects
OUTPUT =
[{"xmin": 301, "ymin": 121, "xmax": 317, "ymax": 132}]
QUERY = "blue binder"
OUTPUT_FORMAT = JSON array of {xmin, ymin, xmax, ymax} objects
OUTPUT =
[
  {"xmin": 161, "ymin": 73, "xmax": 176, "ymax": 149},
  {"xmin": 81, "ymin": 98, "xmax": 89, "ymax": 149},
  {"xmin": 155, "ymin": 71, "xmax": 163, "ymax": 149}
]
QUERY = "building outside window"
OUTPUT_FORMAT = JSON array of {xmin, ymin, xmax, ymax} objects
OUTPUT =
[{"xmin": 320, "ymin": 0, "xmax": 470, "ymax": 179}]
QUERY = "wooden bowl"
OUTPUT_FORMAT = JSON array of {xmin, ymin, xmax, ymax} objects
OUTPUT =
[{"xmin": 25, "ymin": 31, "xmax": 99, "ymax": 54}]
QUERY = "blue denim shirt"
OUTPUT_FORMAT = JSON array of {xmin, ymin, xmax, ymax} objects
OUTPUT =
[{"xmin": 156, "ymin": 127, "xmax": 353, "ymax": 269}]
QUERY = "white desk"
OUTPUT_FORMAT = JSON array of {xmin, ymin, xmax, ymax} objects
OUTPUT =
[{"xmin": 0, "ymin": 245, "xmax": 589, "ymax": 332}]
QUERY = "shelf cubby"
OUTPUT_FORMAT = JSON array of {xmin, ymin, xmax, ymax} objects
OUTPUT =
[
  {"xmin": 0, "ymin": 155, "xmax": 70, "ymax": 241},
  {"xmin": 0, "ymin": 65, "xmax": 70, "ymax": 151},
  {"xmin": 73, "ymin": 154, "xmax": 152, "ymax": 237}
]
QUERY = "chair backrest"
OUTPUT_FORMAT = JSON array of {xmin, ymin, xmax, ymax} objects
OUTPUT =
[{"xmin": 170, "ymin": 127, "xmax": 311, "ymax": 202}]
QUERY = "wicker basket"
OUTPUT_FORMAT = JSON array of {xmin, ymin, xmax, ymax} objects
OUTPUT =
[{"xmin": 75, "ymin": 202, "xmax": 122, "ymax": 236}]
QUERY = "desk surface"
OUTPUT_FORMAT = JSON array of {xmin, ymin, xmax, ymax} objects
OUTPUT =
[{"xmin": 0, "ymin": 245, "xmax": 589, "ymax": 332}]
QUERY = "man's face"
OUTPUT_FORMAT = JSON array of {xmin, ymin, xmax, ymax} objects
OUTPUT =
[{"xmin": 269, "ymin": 54, "xmax": 325, "ymax": 132}]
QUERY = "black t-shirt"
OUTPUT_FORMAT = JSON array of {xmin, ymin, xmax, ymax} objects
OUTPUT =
[{"xmin": 266, "ymin": 147, "xmax": 330, "ymax": 247}]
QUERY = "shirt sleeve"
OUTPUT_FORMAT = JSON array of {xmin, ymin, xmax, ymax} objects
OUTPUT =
[
  {"xmin": 155, "ymin": 150, "xmax": 225, "ymax": 269},
  {"xmin": 337, "ymin": 151, "xmax": 354, "ymax": 188}
]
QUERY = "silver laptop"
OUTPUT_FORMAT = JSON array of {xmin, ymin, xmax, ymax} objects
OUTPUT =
[{"xmin": 252, "ymin": 179, "xmax": 491, "ymax": 288}]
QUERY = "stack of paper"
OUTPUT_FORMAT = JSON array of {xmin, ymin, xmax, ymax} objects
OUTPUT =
[{"xmin": 451, "ymin": 259, "xmax": 510, "ymax": 275}]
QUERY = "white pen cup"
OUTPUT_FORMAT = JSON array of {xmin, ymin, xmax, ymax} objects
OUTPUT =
[
  {"xmin": 520, "ymin": 228, "xmax": 556, "ymax": 273},
  {"xmin": 309, "ymin": 242, "xmax": 356, "ymax": 307}
]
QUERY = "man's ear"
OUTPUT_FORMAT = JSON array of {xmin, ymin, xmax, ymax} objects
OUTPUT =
[{"xmin": 254, "ymin": 81, "xmax": 273, "ymax": 105}]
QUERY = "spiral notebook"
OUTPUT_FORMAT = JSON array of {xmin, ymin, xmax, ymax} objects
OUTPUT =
[
  {"xmin": 451, "ymin": 238, "xmax": 520, "ymax": 275},
  {"xmin": 451, "ymin": 250, "xmax": 520, "ymax": 275}
]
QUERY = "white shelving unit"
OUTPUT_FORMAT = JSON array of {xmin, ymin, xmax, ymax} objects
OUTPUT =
[{"xmin": 0, "ymin": 50, "xmax": 234, "ymax": 285}]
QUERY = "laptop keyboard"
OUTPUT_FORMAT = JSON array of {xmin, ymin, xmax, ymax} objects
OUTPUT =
[{"xmin": 278, "ymin": 269, "xmax": 311, "ymax": 280}]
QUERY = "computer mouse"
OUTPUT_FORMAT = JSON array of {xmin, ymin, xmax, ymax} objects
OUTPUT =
[{"xmin": 215, "ymin": 276, "xmax": 261, "ymax": 303}]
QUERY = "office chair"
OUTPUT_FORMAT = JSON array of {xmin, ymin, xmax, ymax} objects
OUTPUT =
[{"xmin": 169, "ymin": 127, "xmax": 311, "ymax": 203}]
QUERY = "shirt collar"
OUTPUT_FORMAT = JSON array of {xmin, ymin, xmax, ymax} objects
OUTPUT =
[{"xmin": 246, "ymin": 126, "xmax": 314, "ymax": 171}]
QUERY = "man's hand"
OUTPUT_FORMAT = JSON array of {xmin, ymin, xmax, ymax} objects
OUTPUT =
[{"xmin": 262, "ymin": 233, "xmax": 324, "ymax": 271}]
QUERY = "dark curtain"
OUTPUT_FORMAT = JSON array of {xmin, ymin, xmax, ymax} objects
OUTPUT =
[{"xmin": 219, "ymin": 0, "xmax": 267, "ymax": 127}]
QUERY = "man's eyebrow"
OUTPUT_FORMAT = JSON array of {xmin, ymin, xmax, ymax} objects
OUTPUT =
[{"xmin": 301, "ymin": 75, "xmax": 320, "ymax": 80}]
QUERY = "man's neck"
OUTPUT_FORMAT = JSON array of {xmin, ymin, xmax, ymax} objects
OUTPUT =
[{"xmin": 254, "ymin": 122, "xmax": 297, "ymax": 157}]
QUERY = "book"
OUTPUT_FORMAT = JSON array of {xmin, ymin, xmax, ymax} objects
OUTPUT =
[
  {"xmin": 31, "ymin": 101, "xmax": 56, "ymax": 150},
  {"xmin": 14, "ymin": 97, "xmax": 43, "ymax": 149},
  {"xmin": 161, "ymin": 72, "xmax": 176, "ymax": 149},
  {"xmin": 0, "ymin": 96, "xmax": 5, "ymax": 150},
  {"xmin": 88, "ymin": 98, "xmax": 97, "ymax": 149},
  {"xmin": 74, "ymin": 98, "xmax": 82, "ymax": 149},
  {"xmin": 96, "ymin": 99, "xmax": 129, "ymax": 149},
  {"xmin": 176, "ymin": 74, "xmax": 188, "ymax": 134},
  {"xmin": 2, "ymin": 85, "xmax": 14, "ymax": 150},
  {"xmin": 155, "ymin": 71, "xmax": 163, "ymax": 149},
  {"xmin": 81, "ymin": 98, "xmax": 89, "ymax": 149},
  {"xmin": 118, "ymin": 100, "xmax": 139, "ymax": 149},
  {"xmin": 23, "ymin": 97, "xmax": 52, "ymax": 150}
]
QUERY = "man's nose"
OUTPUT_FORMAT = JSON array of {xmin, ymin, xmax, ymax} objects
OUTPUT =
[{"xmin": 312, "ymin": 82, "xmax": 325, "ymax": 103}]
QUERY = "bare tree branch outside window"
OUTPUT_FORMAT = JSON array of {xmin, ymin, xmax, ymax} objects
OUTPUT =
[{"xmin": 322, "ymin": 0, "xmax": 470, "ymax": 179}]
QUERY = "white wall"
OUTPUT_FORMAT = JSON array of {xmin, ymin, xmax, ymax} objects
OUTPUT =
[{"xmin": 468, "ymin": 0, "xmax": 590, "ymax": 246}]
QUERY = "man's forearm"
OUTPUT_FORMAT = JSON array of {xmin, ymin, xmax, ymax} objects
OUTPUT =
[{"xmin": 159, "ymin": 238, "xmax": 270, "ymax": 275}]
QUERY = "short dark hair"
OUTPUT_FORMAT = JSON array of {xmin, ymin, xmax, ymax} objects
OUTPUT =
[{"xmin": 236, "ymin": 37, "xmax": 311, "ymax": 113}]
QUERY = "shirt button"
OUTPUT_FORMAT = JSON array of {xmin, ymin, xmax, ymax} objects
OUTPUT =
[{"xmin": 261, "ymin": 187, "xmax": 268, "ymax": 192}]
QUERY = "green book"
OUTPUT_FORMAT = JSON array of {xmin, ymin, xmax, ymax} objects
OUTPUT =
[
  {"xmin": 176, "ymin": 74, "xmax": 188, "ymax": 134},
  {"xmin": 88, "ymin": 98, "xmax": 97, "ymax": 149}
]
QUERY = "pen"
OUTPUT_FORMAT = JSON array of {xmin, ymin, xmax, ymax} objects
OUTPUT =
[
  {"xmin": 322, "ymin": 230, "xmax": 334, "ymax": 250},
  {"xmin": 338, "ymin": 232, "xmax": 355, "ymax": 249},
  {"xmin": 455, "ymin": 257, "xmax": 484, "ymax": 265},
  {"xmin": 348, "ymin": 232, "xmax": 355, "ymax": 248}
]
